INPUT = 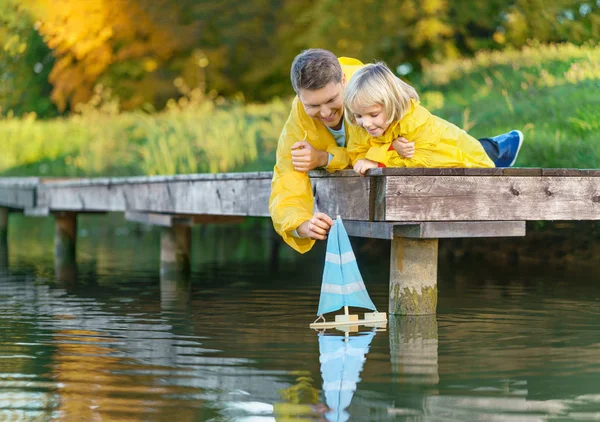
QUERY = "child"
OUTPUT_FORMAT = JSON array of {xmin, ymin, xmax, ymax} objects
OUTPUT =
[{"xmin": 344, "ymin": 62, "xmax": 521, "ymax": 175}]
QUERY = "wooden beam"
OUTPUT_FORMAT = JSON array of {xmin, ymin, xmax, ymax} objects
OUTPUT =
[
  {"xmin": 0, "ymin": 178, "xmax": 38, "ymax": 209},
  {"xmin": 35, "ymin": 171, "xmax": 372, "ymax": 220},
  {"xmin": 312, "ymin": 176, "xmax": 371, "ymax": 220},
  {"xmin": 390, "ymin": 238, "xmax": 438, "ymax": 315},
  {"xmin": 0, "ymin": 207, "xmax": 7, "ymax": 240},
  {"xmin": 0, "ymin": 207, "xmax": 7, "ymax": 272},
  {"xmin": 125, "ymin": 211, "xmax": 246, "ymax": 227},
  {"xmin": 160, "ymin": 224, "xmax": 191, "ymax": 275},
  {"xmin": 126, "ymin": 211, "xmax": 186, "ymax": 227},
  {"xmin": 377, "ymin": 176, "xmax": 600, "ymax": 221},
  {"xmin": 344, "ymin": 220, "xmax": 525, "ymax": 239},
  {"xmin": 54, "ymin": 212, "xmax": 77, "ymax": 282},
  {"xmin": 394, "ymin": 221, "xmax": 526, "ymax": 238}
]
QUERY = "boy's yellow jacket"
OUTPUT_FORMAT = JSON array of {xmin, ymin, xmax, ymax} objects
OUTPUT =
[
  {"xmin": 347, "ymin": 99, "xmax": 494, "ymax": 168},
  {"xmin": 269, "ymin": 57, "xmax": 363, "ymax": 254}
]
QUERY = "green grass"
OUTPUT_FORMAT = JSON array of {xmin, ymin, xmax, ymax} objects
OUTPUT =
[
  {"xmin": 0, "ymin": 94, "xmax": 289, "ymax": 177},
  {"xmin": 1, "ymin": 42, "xmax": 599, "ymax": 177},
  {"xmin": 414, "ymin": 41, "xmax": 600, "ymax": 168}
]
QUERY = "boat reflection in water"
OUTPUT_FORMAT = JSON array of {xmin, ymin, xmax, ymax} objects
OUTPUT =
[{"xmin": 318, "ymin": 328, "xmax": 378, "ymax": 422}]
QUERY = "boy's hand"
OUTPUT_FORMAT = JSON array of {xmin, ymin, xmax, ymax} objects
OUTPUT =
[
  {"xmin": 392, "ymin": 136, "xmax": 415, "ymax": 158},
  {"xmin": 297, "ymin": 212, "xmax": 335, "ymax": 240},
  {"xmin": 291, "ymin": 140, "xmax": 328, "ymax": 172},
  {"xmin": 353, "ymin": 158, "xmax": 378, "ymax": 176}
]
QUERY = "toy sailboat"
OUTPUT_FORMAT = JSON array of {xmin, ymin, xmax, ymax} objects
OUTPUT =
[{"xmin": 310, "ymin": 216, "xmax": 387, "ymax": 329}]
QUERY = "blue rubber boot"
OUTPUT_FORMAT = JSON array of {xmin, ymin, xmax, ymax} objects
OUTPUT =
[{"xmin": 492, "ymin": 130, "xmax": 523, "ymax": 167}]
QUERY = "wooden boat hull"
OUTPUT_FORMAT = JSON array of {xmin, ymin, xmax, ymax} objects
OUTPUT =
[{"xmin": 310, "ymin": 312, "xmax": 387, "ymax": 329}]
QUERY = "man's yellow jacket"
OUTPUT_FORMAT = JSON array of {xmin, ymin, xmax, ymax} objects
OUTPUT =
[{"xmin": 269, "ymin": 57, "xmax": 363, "ymax": 254}]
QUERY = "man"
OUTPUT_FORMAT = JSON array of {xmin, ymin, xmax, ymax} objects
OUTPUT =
[{"xmin": 269, "ymin": 49, "xmax": 523, "ymax": 254}]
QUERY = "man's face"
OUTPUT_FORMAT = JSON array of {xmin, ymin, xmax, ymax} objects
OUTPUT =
[{"xmin": 298, "ymin": 78, "xmax": 346, "ymax": 130}]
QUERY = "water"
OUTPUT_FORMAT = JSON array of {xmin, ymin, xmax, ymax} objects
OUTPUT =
[{"xmin": 1, "ymin": 215, "xmax": 600, "ymax": 421}]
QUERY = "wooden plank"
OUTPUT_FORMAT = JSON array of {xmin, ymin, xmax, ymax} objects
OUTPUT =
[
  {"xmin": 37, "ymin": 178, "xmax": 273, "ymax": 216},
  {"xmin": 370, "ymin": 168, "xmax": 504, "ymax": 177},
  {"xmin": 379, "ymin": 176, "xmax": 600, "ymax": 221},
  {"xmin": 24, "ymin": 207, "xmax": 50, "ymax": 217},
  {"xmin": 371, "ymin": 176, "xmax": 387, "ymax": 221},
  {"xmin": 0, "ymin": 186, "xmax": 36, "ymax": 209},
  {"xmin": 423, "ymin": 168, "xmax": 465, "ymax": 176},
  {"xmin": 125, "ymin": 211, "xmax": 246, "ymax": 227},
  {"xmin": 542, "ymin": 169, "xmax": 582, "ymax": 177},
  {"xmin": 125, "ymin": 211, "xmax": 182, "ymax": 227},
  {"xmin": 308, "ymin": 169, "xmax": 361, "ymax": 178},
  {"xmin": 368, "ymin": 168, "xmax": 425, "ymax": 176},
  {"xmin": 36, "ymin": 172, "xmax": 371, "ymax": 220},
  {"xmin": 344, "ymin": 221, "xmax": 525, "ymax": 239},
  {"xmin": 344, "ymin": 220, "xmax": 404, "ymax": 239},
  {"xmin": 191, "ymin": 215, "xmax": 245, "ymax": 224},
  {"xmin": 502, "ymin": 167, "xmax": 543, "ymax": 176},
  {"xmin": 395, "ymin": 221, "xmax": 526, "ymax": 238},
  {"xmin": 312, "ymin": 176, "xmax": 371, "ymax": 220},
  {"xmin": 39, "ymin": 172, "xmax": 274, "ymax": 186}
]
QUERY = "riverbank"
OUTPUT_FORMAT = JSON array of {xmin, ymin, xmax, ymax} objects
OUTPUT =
[{"xmin": 1, "ymin": 42, "xmax": 599, "ymax": 177}]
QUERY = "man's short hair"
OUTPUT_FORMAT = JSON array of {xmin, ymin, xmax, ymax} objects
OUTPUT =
[{"xmin": 290, "ymin": 49, "xmax": 343, "ymax": 93}]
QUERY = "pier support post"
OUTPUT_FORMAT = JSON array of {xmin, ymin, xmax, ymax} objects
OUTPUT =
[
  {"xmin": 54, "ymin": 212, "xmax": 78, "ymax": 282},
  {"xmin": 0, "ymin": 207, "xmax": 7, "ymax": 241},
  {"xmin": 160, "ymin": 224, "xmax": 191, "ymax": 276},
  {"xmin": 389, "ymin": 238, "xmax": 438, "ymax": 315},
  {"xmin": 0, "ymin": 208, "xmax": 8, "ymax": 272}
]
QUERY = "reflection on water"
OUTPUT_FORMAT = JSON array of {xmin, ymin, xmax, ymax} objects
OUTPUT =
[
  {"xmin": 1, "ymin": 215, "xmax": 600, "ymax": 420},
  {"xmin": 317, "ymin": 329, "xmax": 377, "ymax": 422}
]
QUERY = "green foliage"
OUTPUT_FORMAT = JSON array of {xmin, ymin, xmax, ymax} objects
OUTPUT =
[
  {"xmin": 415, "ymin": 42, "xmax": 600, "ymax": 168},
  {"xmin": 0, "ymin": 86, "xmax": 289, "ymax": 177},
  {"xmin": 0, "ymin": 42, "xmax": 599, "ymax": 176},
  {"xmin": 0, "ymin": 0, "xmax": 56, "ymax": 117},
  {"xmin": 4, "ymin": 0, "xmax": 600, "ymax": 115}
]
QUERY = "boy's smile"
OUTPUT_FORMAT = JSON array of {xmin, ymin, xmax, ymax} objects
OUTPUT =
[
  {"xmin": 351, "ymin": 103, "xmax": 389, "ymax": 138},
  {"xmin": 298, "ymin": 79, "xmax": 346, "ymax": 130}
]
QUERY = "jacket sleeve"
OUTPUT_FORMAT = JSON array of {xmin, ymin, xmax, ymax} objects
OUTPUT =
[
  {"xmin": 346, "ymin": 125, "xmax": 370, "ymax": 166},
  {"xmin": 365, "ymin": 142, "xmax": 393, "ymax": 164},
  {"xmin": 366, "ymin": 143, "xmax": 412, "ymax": 167},
  {"xmin": 268, "ymin": 104, "xmax": 316, "ymax": 254},
  {"xmin": 325, "ymin": 144, "xmax": 351, "ymax": 172}
]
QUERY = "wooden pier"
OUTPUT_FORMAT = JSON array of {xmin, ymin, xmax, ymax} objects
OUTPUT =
[{"xmin": 1, "ymin": 168, "xmax": 599, "ymax": 315}]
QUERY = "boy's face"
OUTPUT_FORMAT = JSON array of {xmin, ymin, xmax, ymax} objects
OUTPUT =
[
  {"xmin": 351, "ymin": 103, "xmax": 389, "ymax": 138},
  {"xmin": 298, "ymin": 77, "xmax": 346, "ymax": 130}
]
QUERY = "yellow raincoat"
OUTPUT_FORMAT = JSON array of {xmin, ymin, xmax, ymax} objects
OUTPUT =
[
  {"xmin": 347, "ymin": 99, "xmax": 494, "ymax": 168},
  {"xmin": 269, "ymin": 57, "xmax": 364, "ymax": 254}
]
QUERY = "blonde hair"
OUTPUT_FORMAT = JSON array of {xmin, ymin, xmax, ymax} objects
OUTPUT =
[
  {"xmin": 290, "ymin": 49, "xmax": 343, "ymax": 94},
  {"xmin": 344, "ymin": 62, "xmax": 419, "ymax": 126}
]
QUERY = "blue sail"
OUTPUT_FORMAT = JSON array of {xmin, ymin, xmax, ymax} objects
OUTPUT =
[
  {"xmin": 319, "ymin": 330, "xmax": 377, "ymax": 422},
  {"xmin": 317, "ymin": 217, "xmax": 377, "ymax": 316}
]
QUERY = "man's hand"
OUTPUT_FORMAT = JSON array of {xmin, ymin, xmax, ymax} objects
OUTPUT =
[
  {"xmin": 353, "ymin": 158, "xmax": 379, "ymax": 176},
  {"xmin": 296, "ymin": 212, "xmax": 335, "ymax": 240},
  {"xmin": 291, "ymin": 140, "xmax": 329, "ymax": 172},
  {"xmin": 392, "ymin": 136, "xmax": 415, "ymax": 158}
]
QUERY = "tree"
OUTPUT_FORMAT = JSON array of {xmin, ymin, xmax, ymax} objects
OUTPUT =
[
  {"xmin": 0, "ymin": 0, "xmax": 55, "ymax": 116},
  {"xmin": 23, "ymin": 0, "xmax": 197, "ymax": 111}
]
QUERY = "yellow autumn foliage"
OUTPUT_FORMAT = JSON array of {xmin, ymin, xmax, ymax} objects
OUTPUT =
[{"xmin": 21, "ymin": 0, "xmax": 190, "ymax": 111}]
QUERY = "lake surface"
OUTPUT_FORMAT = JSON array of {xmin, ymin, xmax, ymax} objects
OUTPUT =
[{"xmin": 1, "ymin": 215, "xmax": 600, "ymax": 421}]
